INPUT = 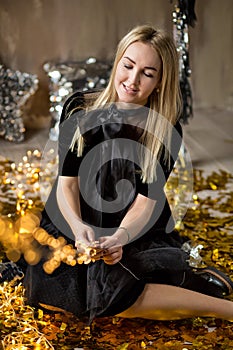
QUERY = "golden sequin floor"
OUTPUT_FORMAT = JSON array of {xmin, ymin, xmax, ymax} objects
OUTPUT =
[{"xmin": 0, "ymin": 166, "xmax": 233, "ymax": 349}]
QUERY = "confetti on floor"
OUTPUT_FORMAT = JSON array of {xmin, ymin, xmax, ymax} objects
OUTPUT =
[{"xmin": 0, "ymin": 152, "xmax": 233, "ymax": 349}]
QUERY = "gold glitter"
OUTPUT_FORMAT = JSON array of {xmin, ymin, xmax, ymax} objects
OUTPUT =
[{"xmin": 0, "ymin": 150, "xmax": 233, "ymax": 348}]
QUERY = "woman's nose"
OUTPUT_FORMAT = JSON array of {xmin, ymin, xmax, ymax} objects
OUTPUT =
[{"xmin": 128, "ymin": 70, "xmax": 140, "ymax": 86}]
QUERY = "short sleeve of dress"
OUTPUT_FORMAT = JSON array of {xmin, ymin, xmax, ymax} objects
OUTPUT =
[
  {"xmin": 58, "ymin": 110, "xmax": 85, "ymax": 177},
  {"xmin": 59, "ymin": 148, "xmax": 84, "ymax": 177},
  {"xmin": 136, "ymin": 121, "xmax": 183, "ymax": 200},
  {"xmin": 57, "ymin": 90, "xmax": 103, "ymax": 177}
]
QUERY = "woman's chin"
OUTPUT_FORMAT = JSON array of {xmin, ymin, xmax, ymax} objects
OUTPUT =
[{"xmin": 117, "ymin": 94, "xmax": 140, "ymax": 106}]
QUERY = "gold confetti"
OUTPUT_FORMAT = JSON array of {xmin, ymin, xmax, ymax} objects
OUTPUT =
[{"xmin": 1, "ymin": 150, "xmax": 233, "ymax": 349}]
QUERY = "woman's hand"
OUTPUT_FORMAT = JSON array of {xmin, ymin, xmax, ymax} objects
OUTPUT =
[
  {"xmin": 74, "ymin": 222, "xmax": 95, "ymax": 248},
  {"xmin": 98, "ymin": 236, "xmax": 123, "ymax": 265}
]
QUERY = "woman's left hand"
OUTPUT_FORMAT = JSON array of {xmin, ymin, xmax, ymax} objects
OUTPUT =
[{"xmin": 98, "ymin": 236, "xmax": 123, "ymax": 265}]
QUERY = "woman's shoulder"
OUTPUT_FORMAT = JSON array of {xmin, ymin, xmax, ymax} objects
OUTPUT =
[
  {"xmin": 60, "ymin": 89, "xmax": 103, "ymax": 124},
  {"xmin": 174, "ymin": 119, "xmax": 183, "ymax": 137},
  {"xmin": 170, "ymin": 119, "xmax": 183, "ymax": 147}
]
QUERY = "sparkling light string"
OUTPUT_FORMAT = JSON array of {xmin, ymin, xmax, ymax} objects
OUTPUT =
[
  {"xmin": 0, "ymin": 282, "xmax": 55, "ymax": 349},
  {"xmin": 0, "ymin": 149, "xmax": 57, "ymax": 218},
  {"xmin": 0, "ymin": 149, "xmax": 106, "ymax": 272}
]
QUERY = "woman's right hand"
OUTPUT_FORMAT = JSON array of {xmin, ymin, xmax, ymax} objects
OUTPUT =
[
  {"xmin": 74, "ymin": 222, "xmax": 95, "ymax": 248},
  {"xmin": 56, "ymin": 176, "xmax": 95, "ymax": 249}
]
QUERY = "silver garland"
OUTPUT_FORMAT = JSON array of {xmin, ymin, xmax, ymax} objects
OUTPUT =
[
  {"xmin": 44, "ymin": 58, "xmax": 112, "ymax": 140},
  {"xmin": 172, "ymin": 0, "xmax": 197, "ymax": 124},
  {"xmin": 0, "ymin": 65, "xmax": 39, "ymax": 142}
]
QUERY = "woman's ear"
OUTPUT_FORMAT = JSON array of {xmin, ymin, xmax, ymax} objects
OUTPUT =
[
  {"xmin": 153, "ymin": 85, "xmax": 160, "ymax": 94},
  {"xmin": 154, "ymin": 80, "xmax": 162, "ymax": 94}
]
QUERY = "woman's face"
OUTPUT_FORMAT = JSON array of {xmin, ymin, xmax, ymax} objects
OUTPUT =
[{"xmin": 114, "ymin": 41, "xmax": 162, "ymax": 106}]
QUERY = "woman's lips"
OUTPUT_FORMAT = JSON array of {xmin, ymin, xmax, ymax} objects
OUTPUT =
[{"xmin": 122, "ymin": 83, "xmax": 139, "ymax": 95}]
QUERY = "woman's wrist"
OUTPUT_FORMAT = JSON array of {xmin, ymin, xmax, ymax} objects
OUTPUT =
[{"xmin": 115, "ymin": 226, "xmax": 131, "ymax": 245}]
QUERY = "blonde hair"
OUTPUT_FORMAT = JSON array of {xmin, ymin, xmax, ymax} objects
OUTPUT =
[{"xmin": 71, "ymin": 24, "xmax": 182, "ymax": 183}]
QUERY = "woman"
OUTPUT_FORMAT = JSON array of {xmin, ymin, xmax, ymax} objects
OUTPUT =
[{"xmin": 24, "ymin": 25, "xmax": 233, "ymax": 323}]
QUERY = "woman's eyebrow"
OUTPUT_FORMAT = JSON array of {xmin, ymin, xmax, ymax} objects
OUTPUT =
[{"xmin": 123, "ymin": 56, "xmax": 158, "ymax": 71}]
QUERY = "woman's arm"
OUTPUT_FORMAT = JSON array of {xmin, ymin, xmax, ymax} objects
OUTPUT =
[
  {"xmin": 115, "ymin": 194, "xmax": 156, "ymax": 244},
  {"xmin": 56, "ymin": 175, "xmax": 95, "ymax": 246},
  {"xmin": 99, "ymin": 194, "xmax": 156, "ymax": 264}
]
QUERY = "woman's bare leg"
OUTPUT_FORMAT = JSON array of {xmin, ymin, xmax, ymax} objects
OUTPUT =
[{"xmin": 117, "ymin": 284, "xmax": 233, "ymax": 321}]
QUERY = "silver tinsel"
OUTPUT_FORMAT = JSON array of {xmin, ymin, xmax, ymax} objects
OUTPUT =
[
  {"xmin": 181, "ymin": 241, "xmax": 204, "ymax": 268},
  {"xmin": 172, "ymin": 0, "xmax": 197, "ymax": 124},
  {"xmin": 44, "ymin": 58, "xmax": 112, "ymax": 141},
  {"xmin": 0, "ymin": 64, "xmax": 39, "ymax": 142}
]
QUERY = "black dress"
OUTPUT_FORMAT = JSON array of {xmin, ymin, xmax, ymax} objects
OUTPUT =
[{"xmin": 23, "ymin": 94, "xmax": 198, "ymax": 323}]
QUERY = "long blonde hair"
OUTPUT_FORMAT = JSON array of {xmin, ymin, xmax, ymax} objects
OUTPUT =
[{"xmin": 71, "ymin": 24, "xmax": 182, "ymax": 183}]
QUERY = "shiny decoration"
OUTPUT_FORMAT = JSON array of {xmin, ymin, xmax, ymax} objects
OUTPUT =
[
  {"xmin": 0, "ymin": 64, "xmax": 39, "ymax": 142},
  {"xmin": 44, "ymin": 58, "xmax": 112, "ymax": 141},
  {"xmin": 0, "ymin": 148, "xmax": 102, "ymax": 274},
  {"xmin": 165, "ymin": 146, "xmax": 194, "ymax": 232},
  {"xmin": 181, "ymin": 241, "xmax": 204, "ymax": 268},
  {"xmin": 0, "ymin": 261, "xmax": 24, "ymax": 283},
  {"xmin": 0, "ymin": 281, "xmax": 58, "ymax": 349},
  {"xmin": 172, "ymin": 0, "xmax": 197, "ymax": 124},
  {"xmin": 0, "ymin": 148, "xmax": 233, "ymax": 348},
  {"xmin": 0, "ymin": 277, "xmax": 90, "ymax": 349},
  {"xmin": 0, "ymin": 149, "xmax": 58, "ymax": 271},
  {"xmin": 0, "ymin": 149, "xmax": 58, "ymax": 218},
  {"xmin": 42, "ymin": 240, "xmax": 103, "ymax": 274}
]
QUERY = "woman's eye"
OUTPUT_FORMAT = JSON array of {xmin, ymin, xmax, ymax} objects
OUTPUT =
[
  {"xmin": 124, "ymin": 64, "xmax": 133, "ymax": 69},
  {"xmin": 144, "ymin": 72, "xmax": 153, "ymax": 78}
]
